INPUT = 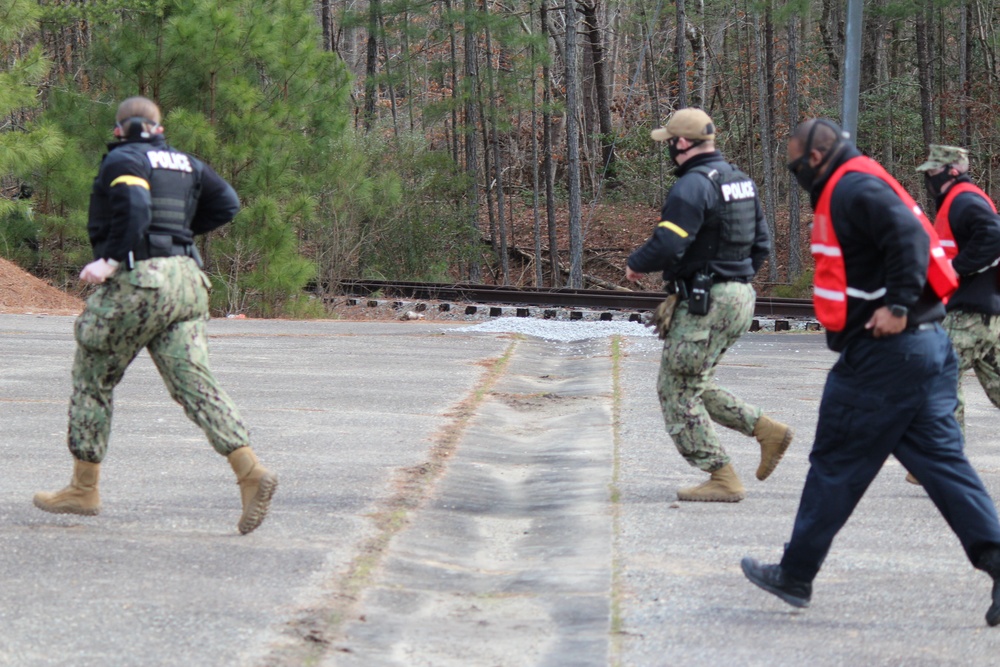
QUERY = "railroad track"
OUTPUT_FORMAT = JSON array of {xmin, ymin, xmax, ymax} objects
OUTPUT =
[{"xmin": 338, "ymin": 280, "xmax": 815, "ymax": 319}]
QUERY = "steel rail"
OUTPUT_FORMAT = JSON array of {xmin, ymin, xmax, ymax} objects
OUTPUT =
[{"xmin": 338, "ymin": 280, "xmax": 816, "ymax": 319}]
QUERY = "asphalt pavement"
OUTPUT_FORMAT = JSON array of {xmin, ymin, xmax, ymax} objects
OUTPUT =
[{"xmin": 0, "ymin": 314, "xmax": 998, "ymax": 666}]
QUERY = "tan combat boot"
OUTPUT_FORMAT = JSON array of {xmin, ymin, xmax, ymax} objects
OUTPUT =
[
  {"xmin": 905, "ymin": 472, "xmax": 921, "ymax": 485},
  {"xmin": 33, "ymin": 459, "xmax": 101, "ymax": 515},
  {"xmin": 227, "ymin": 447, "xmax": 278, "ymax": 535},
  {"xmin": 754, "ymin": 415, "xmax": 794, "ymax": 481},
  {"xmin": 677, "ymin": 464, "xmax": 746, "ymax": 502}
]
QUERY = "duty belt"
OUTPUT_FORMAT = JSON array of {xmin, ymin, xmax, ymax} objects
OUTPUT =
[
  {"xmin": 677, "ymin": 275, "xmax": 749, "ymax": 292},
  {"xmin": 129, "ymin": 241, "xmax": 202, "ymax": 268}
]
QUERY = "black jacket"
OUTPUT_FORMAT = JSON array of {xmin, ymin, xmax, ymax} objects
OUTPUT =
[
  {"xmin": 937, "ymin": 176, "xmax": 1000, "ymax": 315},
  {"xmin": 811, "ymin": 146, "xmax": 946, "ymax": 351},
  {"xmin": 627, "ymin": 151, "xmax": 770, "ymax": 282},
  {"xmin": 87, "ymin": 134, "xmax": 239, "ymax": 263}
]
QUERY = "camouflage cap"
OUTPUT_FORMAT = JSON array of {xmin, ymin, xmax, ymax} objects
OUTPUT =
[
  {"xmin": 651, "ymin": 108, "xmax": 716, "ymax": 142},
  {"xmin": 916, "ymin": 144, "xmax": 969, "ymax": 172}
]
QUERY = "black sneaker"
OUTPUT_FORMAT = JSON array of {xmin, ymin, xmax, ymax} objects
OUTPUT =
[
  {"xmin": 988, "ymin": 579, "xmax": 1000, "ymax": 627},
  {"xmin": 976, "ymin": 548, "xmax": 1000, "ymax": 627},
  {"xmin": 741, "ymin": 557, "xmax": 812, "ymax": 608}
]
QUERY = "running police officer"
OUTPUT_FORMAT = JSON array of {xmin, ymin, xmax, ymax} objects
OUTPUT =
[
  {"xmin": 625, "ymin": 108, "xmax": 793, "ymax": 503},
  {"xmin": 742, "ymin": 119, "xmax": 1000, "ymax": 626},
  {"xmin": 34, "ymin": 96, "xmax": 277, "ymax": 535}
]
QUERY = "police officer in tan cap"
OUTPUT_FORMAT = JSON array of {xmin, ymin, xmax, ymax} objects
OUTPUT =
[
  {"xmin": 625, "ymin": 108, "xmax": 793, "ymax": 502},
  {"xmin": 915, "ymin": 144, "xmax": 1000, "ymax": 456}
]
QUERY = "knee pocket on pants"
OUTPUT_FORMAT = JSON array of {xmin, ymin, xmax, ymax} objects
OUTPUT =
[
  {"xmin": 815, "ymin": 392, "xmax": 885, "ymax": 456},
  {"xmin": 74, "ymin": 304, "xmax": 119, "ymax": 352},
  {"xmin": 664, "ymin": 329, "xmax": 712, "ymax": 375}
]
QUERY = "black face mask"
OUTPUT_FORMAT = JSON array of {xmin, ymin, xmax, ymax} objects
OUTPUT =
[
  {"xmin": 787, "ymin": 120, "xmax": 843, "ymax": 193},
  {"xmin": 667, "ymin": 138, "xmax": 703, "ymax": 166},
  {"xmin": 116, "ymin": 116, "xmax": 160, "ymax": 140},
  {"xmin": 788, "ymin": 155, "xmax": 819, "ymax": 193},
  {"xmin": 924, "ymin": 170, "xmax": 953, "ymax": 199}
]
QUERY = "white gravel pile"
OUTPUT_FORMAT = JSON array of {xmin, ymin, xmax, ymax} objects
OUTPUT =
[{"xmin": 450, "ymin": 316, "xmax": 655, "ymax": 342}]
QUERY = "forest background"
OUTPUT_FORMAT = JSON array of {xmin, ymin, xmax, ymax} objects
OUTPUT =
[{"xmin": 0, "ymin": 0, "xmax": 996, "ymax": 316}]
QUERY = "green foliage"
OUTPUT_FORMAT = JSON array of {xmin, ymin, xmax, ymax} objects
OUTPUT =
[
  {"xmin": 34, "ymin": 0, "xmax": 358, "ymax": 316},
  {"xmin": 209, "ymin": 197, "xmax": 317, "ymax": 316},
  {"xmin": 602, "ymin": 125, "xmax": 675, "ymax": 207},
  {"xmin": 0, "ymin": 0, "xmax": 40, "ymax": 44},
  {"xmin": 357, "ymin": 133, "xmax": 474, "ymax": 282},
  {"xmin": 773, "ymin": 269, "xmax": 814, "ymax": 299},
  {"xmin": 0, "ymin": 2, "xmax": 74, "ymax": 274},
  {"xmin": 0, "ymin": 202, "xmax": 38, "ymax": 266}
]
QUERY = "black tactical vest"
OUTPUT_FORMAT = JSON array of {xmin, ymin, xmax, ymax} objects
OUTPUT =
[
  {"xmin": 675, "ymin": 165, "xmax": 758, "ymax": 275},
  {"xmin": 88, "ymin": 141, "xmax": 201, "ymax": 261}
]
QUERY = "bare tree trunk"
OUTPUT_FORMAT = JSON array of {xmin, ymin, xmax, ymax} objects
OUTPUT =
[
  {"xmin": 478, "ymin": 75, "xmax": 498, "ymax": 260},
  {"xmin": 532, "ymin": 5, "xmax": 543, "ymax": 287},
  {"xmin": 935, "ymin": 5, "xmax": 946, "ymax": 139},
  {"xmin": 687, "ymin": 0, "xmax": 707, "ymax": 108},
  {"xmin": 377, "ymin": 13, "xmax": 400, "ymax": 137},
  {"xmin": 916, "ymin": 4, "xmax": 934, "ymax": 145},
  {"xmin": 675, "ymin": 0, "xmax": 688, "ymax": 107},
  {"xmin": 401, "ymin": 9, "xmax": 415, "ymax": 133},
  {"xmin": 736, "ymin": 5, "xmax": 754, "ymax": 180},
  {"xmin": 483, "ymin": 0, "xmax": 509, "ymax": 284},
  {"xmin": 464, "ymin": 0, "xmax": 481, "ymax": 282},
  {"xmin": 819, "ymin": 0, "xmax": 841, "ymax": 83},
  {"xmin": 446, "ymin": 0, "xmax": 460, "ymax": 164},
  {"xmin": 363, "ymin": 0, "xmax": 380, "ymax": 133},
  {"xmin": 639, "ymin": 4, "xmax": 664, "ymax": 206},
  {"xmin": 960, "ymin": 0, "xmax": 971, "ymax": 146},
  {"xmin": 787, "ymin": 14, "xmax": 801, "ymax": 280},
  {"xmin": 764, "ymin": 1, "xmax": 776, "ymax": 282},
  {"xmin": 753, "ymin": 6, "xmax": 777, "ymax": 282},
  {"xmin": 321, "ymin": 0, "xmax": 332, "ymax": 51},
  {"xmin": 974, "ymin": 0, "xmax": 997, "ymax": 85},
  {"xmin": 541, "ymin": 0, "xmax": 560, "ymax": 286},
  {"xmin": 581, "ymin": 0, "xmax": 615, "ymax": 183},
  {"xmin": 566, "ymin": 0, "xmax": 584, "ymax": 287}
]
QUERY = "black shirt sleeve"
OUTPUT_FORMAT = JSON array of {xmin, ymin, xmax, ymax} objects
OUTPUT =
[
  {"xmin": 98, "ymin": 151, "xmax": 153, "ymax": 262},
  {"xmin": 190, "ymin": 163, "xmax": 240, "ymax": 236},
  {"xmin": 627, "ymin": 175, "xmax": 713, "ymax": 274},
  {"xmin": 949, "ymin": 191, "xmax": 1000, "ymax": 277}
]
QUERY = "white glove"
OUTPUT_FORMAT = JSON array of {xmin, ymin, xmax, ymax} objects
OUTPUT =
[{"xmin": 79, "ymin": 258, "xmax": 119, "ymax": 284}]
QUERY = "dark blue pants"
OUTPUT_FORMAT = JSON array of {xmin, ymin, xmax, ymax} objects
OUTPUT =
[{"xmin": 780, "ymin": 326, "xmax": 1000, "ymax": 582}]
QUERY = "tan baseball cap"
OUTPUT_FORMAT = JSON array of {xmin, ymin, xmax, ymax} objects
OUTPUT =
[
  {"xmin": 916, "ymin": 144, "xmax": 969, "ymax": 172},
  {"xmin": 651, "ymin": 108, "xmax": 716, "ymax": 142}
]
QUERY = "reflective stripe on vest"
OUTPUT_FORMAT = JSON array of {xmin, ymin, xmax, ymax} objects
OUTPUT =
[
  {"xmin": 934, "ymin": 181, "xmax": 997, "ymax": 260},
  {"xmin": 811, "ymin": 155, "xmax": 958, "ymax": 332}
]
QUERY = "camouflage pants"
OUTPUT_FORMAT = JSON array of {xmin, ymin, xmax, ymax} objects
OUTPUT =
[
  {"xmin": 943, "ymin": 309, "xmax": 1000, "ymax": 429},
  {"xmin": 657, "ymin": 281, "xmax": 762, "ymax": 472},
  {"xmin": 68, "ymin": 256, "xmax": 249, "ymax": 463}
]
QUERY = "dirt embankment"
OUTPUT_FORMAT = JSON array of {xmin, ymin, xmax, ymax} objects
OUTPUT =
[{"xmin": 0, "ymin": 258, "xmax": 83, "ymax": 315}]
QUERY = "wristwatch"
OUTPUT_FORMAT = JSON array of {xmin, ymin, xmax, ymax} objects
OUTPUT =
[{"xmin": 887, "ymin": 304, "xmax": 909, "ymax": 318}]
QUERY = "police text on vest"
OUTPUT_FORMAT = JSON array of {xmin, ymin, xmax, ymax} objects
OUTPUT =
[
  {"xmin": 721, "ymin": 180, "xmax": 755, "ymax": 202},
  {"xmin": 147, "ymin": 151, "xmax": 193, "ymax": 173}
]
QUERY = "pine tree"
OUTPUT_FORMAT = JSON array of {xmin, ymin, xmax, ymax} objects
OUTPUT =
[
  {"xmin": 40, "ymin": 0, "xmax": 357, "ymax": 315},
  {"xmin": 0, "ymin": 0, "xmax": 68, "ymax": 273}
]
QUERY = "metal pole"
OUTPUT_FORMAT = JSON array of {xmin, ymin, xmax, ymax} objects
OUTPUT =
[{"xmin": 841, "ymin": 0, "xmax": 863, "ymax": 140}]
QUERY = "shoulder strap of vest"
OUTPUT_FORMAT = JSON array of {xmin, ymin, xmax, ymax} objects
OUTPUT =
[
  {"xmin": 941, "ymin": 181, "xmax": 997, "ymax": 215},
  {"xmin": 687, "ymin": 165, "xmax": 720, "ymax": 183}
]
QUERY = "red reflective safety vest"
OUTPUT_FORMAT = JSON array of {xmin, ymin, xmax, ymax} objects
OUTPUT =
[
  {"xmin": 811, "ymin": 155, "xmax": 958, "ymax": 332},
  {"xmin": 934, "ymin": 181, "xmax": 997, "ymax": 260}
]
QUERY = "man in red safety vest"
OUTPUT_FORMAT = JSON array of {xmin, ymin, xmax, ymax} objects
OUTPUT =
[
  {"xmin": 740, "ymin": 119, "xmax": 1000, "ymax": 627},
  {"xmin": 916, "ymin": 144, "xmax": 1000, "ymax": 431}
]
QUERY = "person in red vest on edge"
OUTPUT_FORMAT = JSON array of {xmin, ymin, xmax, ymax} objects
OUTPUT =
[
  {"xmin": 911, "ymin": 145, "xmax": 1000, "ymax": 479},
  {"xmin": 740, "ymin": 119, "xmax": 1000, "ymax": 627}
]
